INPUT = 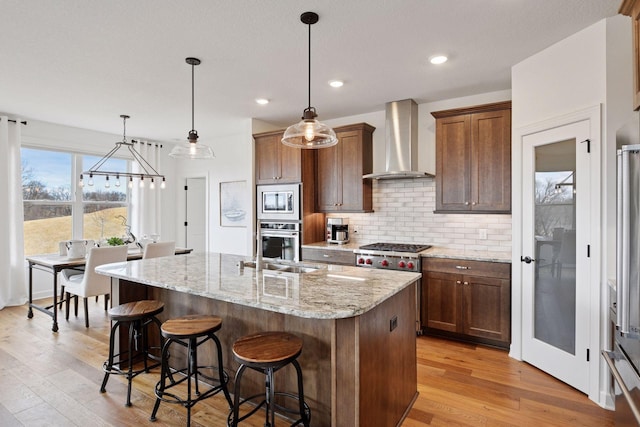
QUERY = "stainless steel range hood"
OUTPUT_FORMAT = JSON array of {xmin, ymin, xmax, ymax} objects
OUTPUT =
[{"xmin": 363, "ymin": 99, "xmax": 434, "ymax": 180}]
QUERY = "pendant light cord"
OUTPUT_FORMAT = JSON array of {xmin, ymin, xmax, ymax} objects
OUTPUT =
[
  {"xmin": 307, "ymin": 20, "xmax": 311, "ymax": 111},
  {"xmin": 191, "ymin": 62, "xmax": 195, "ymax": 131}
]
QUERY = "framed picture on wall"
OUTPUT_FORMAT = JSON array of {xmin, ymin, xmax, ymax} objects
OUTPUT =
[{"xmin": 220, "ymin": 180, "xmax": 248, "ymax": 227}]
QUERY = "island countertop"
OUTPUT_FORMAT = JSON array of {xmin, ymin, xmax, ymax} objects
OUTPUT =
[{"xmin": 96, "ymin": 252, "xmax": 421, "ymax": 320}]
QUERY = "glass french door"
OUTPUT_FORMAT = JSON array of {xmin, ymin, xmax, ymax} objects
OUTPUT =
[{"xmin": 521, "ymin": 120, "xmax": 591, "ymax": 393}]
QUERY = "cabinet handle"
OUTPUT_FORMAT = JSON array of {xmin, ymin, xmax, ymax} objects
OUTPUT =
[
  {"xmin": 323, "ymin": 254, "xmax": 330, "ymax": 258},
  {"xmin": 455, "ymin": 265, "xmax": 469, "ymax": 270}
]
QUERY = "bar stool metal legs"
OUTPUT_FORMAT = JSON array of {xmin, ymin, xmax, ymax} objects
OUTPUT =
[
  {"xmin": 100, "ymin": 300, "xmax": 165, "ymax": 407},
  {"xmin": 150, "ymin": 314, "xmax": 232, "ymax": 426}
]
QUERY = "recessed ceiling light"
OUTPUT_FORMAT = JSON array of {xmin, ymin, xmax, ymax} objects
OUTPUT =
[
  {"xmin": 429, "ymin": 55, "xmax": 448, "ymax": 65},
  {"xmin": 255, "ymin": 98, "xmax": 269, "ymax": 105},
  {"xmin": 328, "ymin": 80, "xmax": 344, "ymax": 88}
]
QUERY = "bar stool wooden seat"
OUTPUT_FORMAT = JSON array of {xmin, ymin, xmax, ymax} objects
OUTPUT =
[
  {"xmin": 229, "ymin": 331, "xmax": 310, "ymax": 427},
  {"xmin": 150, "ymin": 314, "xmax": 233, "ymax": 426},
  {"xmin": 100, "ymin": 299, "xmax": 165, "ymax": 407}
]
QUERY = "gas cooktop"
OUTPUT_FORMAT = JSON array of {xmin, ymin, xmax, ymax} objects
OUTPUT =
[{"xmin": 357, "ymin": 242, "xmax": 432, "ymax": 253}]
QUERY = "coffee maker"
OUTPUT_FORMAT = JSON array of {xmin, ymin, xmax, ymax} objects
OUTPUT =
[{"xmin": 326, "ymin": 218, "xmax": 349, "ymax": 244}]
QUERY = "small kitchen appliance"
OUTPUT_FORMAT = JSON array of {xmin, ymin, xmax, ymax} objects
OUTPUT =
[{"xmin": 326, "ymin": 218, "xmax": 349, "ymax": 244}]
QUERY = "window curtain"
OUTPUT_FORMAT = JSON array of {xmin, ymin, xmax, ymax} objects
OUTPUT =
[
  {"xmin": 130, "ymin": 140, "xmax": 163, "ymax": 242},
  {"xmin": 0, "ymin": 117, "xmax": 26, "ymax": 309}
]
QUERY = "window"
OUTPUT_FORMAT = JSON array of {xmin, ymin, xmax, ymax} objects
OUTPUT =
[{"xmin": 21, "ymin": 147, "xmax": 131, "ymax": 256}]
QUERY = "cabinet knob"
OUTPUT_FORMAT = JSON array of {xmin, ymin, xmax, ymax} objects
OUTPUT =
[
  {"xmin": 456, "ymin": 280, "xmax": 462, "ymax": 285},
  {"xmin": 472, "ymin": 202, "xmax": 476, "ymax": 205},
  {"xmin": 464, "ymin": 202, "xmax": 470, "ymax": 205},
  {"xmin": 463, "ymin": 281, "xmax": 469, "ymax": 285}
]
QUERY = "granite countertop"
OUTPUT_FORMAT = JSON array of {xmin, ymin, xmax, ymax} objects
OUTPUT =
[
  {"xmin": 302, "ymin": 241, "xmax": 511, "ymax": 263},
  {"xmin": 96, "ymin": 252, "xmax": 421, "ymax": 320}
]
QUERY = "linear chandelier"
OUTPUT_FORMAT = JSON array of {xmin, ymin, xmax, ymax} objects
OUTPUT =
[
  {"xmin": 282, "ymin": 11, "xmax": 337, "ymax": 149},
  {"xmin": 80, "ymin": 115, "xmax": 166, "ymax": 190}
]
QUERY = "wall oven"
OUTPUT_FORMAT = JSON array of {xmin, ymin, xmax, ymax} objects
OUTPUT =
[
  {"xmin": 260, "ymin": 222, "xmax": 301, "ymax": 262},
  {"xmin": 257, "ymin": 183, "xmax": 301, "ymax": 222}
]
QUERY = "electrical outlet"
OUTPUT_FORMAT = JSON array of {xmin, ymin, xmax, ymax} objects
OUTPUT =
[
  {"xmin": 352, "ymin": 225, "xmax": 359, "ymax": 233},
  {"xmin": 390, "ymin": 315, "xmax": 398, "ymax": 332},
  {"xmin": 479, "ymin": 229, "xmax": 487, "ymax": 240}
]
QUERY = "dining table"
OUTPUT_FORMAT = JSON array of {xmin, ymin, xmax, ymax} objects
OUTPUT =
[{"xmin": 26, "ymin": 246, "xmax": 192, "ymax": 332}]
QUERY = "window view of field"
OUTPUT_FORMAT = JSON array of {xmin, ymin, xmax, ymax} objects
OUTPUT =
[
  {"xmin": 21, "ymin": 147, "xmax": 130, "ymax": 256},
  {"xmin": 24, "ymin": 207, "xmax": 128, "ymax": 255}
]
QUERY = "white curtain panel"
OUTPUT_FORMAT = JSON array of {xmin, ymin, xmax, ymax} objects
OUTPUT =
[
  {"xmin": 130, "ymin": 140, "xmax": 163, "ymax": 241},
  {"xmin": 0, "ymin": 117, "xmax": 26, "ymax": 309}
]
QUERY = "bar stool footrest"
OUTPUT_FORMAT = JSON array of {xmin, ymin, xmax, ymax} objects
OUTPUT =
[
  {"xmin": 154, "ymin": 365, "xmax": 230, "ymax": 408},
  {"xmin": 227, "ymin": 391, "xmax": 311, "ymax": 426}
]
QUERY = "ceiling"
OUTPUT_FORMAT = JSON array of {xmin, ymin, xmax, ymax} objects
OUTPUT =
[{"xmin": 0, "ymin": 1, "xmax": 621, "ymax": 144}]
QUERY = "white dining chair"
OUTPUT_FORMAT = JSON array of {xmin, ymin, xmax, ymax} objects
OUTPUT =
[
  {"xmin": 58, "ymin": 245, "xmax": 128, "ymax": 327},
  {"xmin": 143, "ymin": 241, "xmax": 176, "ymax": 259}
]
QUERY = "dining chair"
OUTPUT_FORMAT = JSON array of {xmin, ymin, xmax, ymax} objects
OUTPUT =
[
  {"xmin": 143, "ymin": 241, "xmax": 176, "ymax": 259},
  {"xmin": 58, "ymin": 245, "xmax": 128, "ymax": 327}
]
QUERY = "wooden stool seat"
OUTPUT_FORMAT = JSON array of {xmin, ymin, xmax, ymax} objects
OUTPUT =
[
  {"xmin": 160, "ymin": 314, "xmax": 222, "ymax": 339},
  {"xmin": 108, "ymin": 300, "xmax": 164, "ymax": 322},
  {"xmin": 233, "ymin": 331, "xmax": 302, "ymax": 367}
]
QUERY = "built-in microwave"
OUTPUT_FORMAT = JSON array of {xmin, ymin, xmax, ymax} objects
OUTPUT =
[{"xmin": 257, "ymin": 183, "xmax": 301, "ymax": 222}]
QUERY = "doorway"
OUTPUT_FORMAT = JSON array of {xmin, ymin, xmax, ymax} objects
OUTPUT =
[
  {"xmin": 185, "ymin": 177, "xmax": 207, "ymax": 252},
  {"xmin": 513, "ymin": 106, "xmax": 601, "ymax": 400}
]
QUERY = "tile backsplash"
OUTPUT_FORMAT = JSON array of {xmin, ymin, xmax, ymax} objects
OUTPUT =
[{"xmin": 328, "ymin": 178, "xmax": 512, "ymax": 254}]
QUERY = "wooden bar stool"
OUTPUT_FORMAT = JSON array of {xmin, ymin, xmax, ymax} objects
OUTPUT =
[
  {"xmin": 100, "ymin": 300, "xmax": 165, "ymax": 407},
  {"xmin": 150, "ymin": 314, "xmax": 233, "ymax": 426},
  {"xmin": 228, "ymin": 331, "xmax": 310, "ymax": 427}
]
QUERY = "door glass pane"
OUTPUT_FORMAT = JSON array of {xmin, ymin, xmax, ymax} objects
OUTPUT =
[{"xmin": 534, "ymin": 139, "xmax": 576, "ymax": 355}]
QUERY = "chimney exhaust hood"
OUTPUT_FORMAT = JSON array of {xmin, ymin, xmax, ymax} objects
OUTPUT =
[{"xmin": 363, "ymin": 99, "xmax": 434, "ymax": 180}]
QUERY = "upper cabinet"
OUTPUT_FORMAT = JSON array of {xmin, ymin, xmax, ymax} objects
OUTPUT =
[
  {"xmin": 620, "ymin": 0, "xmax": 640, "ymax": 110},
  {"xmin": 431, "ymin": 101, "xmax": 511, "ymax": 213},
  {"xmin": 254, "ymin": 130, "xmax": 302, "ymax": 184},
  {"xmin": 316, "ymin": 123, "xmax": 375, "ymax": 213}
]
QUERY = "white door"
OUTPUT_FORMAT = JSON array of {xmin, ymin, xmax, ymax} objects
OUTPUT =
[
  {"xmin": 521, "ymin": 120, "xmax": 591, "ymax": 393},
  {"xmin": 185, "ymin": 177, "xmax": 207, "ymax": 252}
]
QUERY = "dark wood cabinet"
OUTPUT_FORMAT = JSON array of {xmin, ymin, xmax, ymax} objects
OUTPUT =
[
  {"xmin": 422, "ymin": 257, "xmax": 511, "ymax": 348},
  {"xmin": 254, "ymin": 130, "xmax": 302, "ymax": 184},
  {"xmin": 316, "ymin": 123, "xmax": 375, "ymax": 213},
  {"xmin": 432, "ymin": 102, "xmax": 511, "ymax": 213},
  {"xmin": 621, "ymin": 0, "xmax": 640, "ymax": 110}
]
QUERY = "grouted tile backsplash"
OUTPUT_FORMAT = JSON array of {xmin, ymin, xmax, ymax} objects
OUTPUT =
[{"xmin": 328, "ymin": 178, "xmax": 512, "ymax": 254}]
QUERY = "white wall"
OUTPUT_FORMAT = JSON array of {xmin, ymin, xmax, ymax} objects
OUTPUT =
[
  {"xmin": 511, "ymin": 15, "xmax": 631, "ymax": 407},
  {"xmin": 173, "ymin": 118, "xmax": 255, "ymax": 256}
]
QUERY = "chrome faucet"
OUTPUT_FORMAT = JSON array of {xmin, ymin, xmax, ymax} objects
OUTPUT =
[{"xmin": 255, "ymin": 219, "xmax": 262, "ymax": 271}]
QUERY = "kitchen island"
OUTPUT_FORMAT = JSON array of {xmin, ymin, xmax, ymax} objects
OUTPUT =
[{"xmin": 96, "ymin": 252, "xmax": 420, "ymax": 427}]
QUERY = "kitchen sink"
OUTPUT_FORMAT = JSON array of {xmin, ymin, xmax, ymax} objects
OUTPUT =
[{"xmin": 240, "ymin": 260, "xmax": 319, "ymax": 274}]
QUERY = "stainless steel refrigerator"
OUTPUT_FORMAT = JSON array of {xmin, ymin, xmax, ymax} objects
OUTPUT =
[{"xmin": 603, "ymin": 142, "xmax": 640, "ymax": 426}]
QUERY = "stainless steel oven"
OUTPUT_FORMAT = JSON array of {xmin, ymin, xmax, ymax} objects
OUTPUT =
[
  {"xmin": 257, "ymin": 183, "xmax": 301, "ymax": 222},
  {"xmin": 260, "ymin": 222, "xmax": 301, "ymax": 262}
]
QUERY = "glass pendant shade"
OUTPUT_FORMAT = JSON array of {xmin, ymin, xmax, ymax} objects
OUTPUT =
[{"xmin": 282, "ymin": 114, "xmax": 337, "ymax": 148}]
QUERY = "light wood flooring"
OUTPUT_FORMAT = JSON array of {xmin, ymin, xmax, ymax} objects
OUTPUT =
[{"xmin": 0, "ymin": 298, "xmax": 614, "ymax": 426}]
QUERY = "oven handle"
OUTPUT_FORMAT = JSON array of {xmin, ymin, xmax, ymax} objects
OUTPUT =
[{"xmin": 261, "ymin": 230, "xmax": 300, "ymax": 238}]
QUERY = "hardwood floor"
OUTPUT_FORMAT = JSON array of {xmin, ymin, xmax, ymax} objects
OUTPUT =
[{"xmin": 0, "ymin": 298, "xmax": 614, "ymax": 426}]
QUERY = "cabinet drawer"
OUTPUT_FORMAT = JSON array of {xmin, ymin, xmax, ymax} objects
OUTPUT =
[
  {"xmin": 302, "ymin": 248, "xmax": 354, "ymax": 266},
  {"xmin": 423, "ymin": 257, "xmax": 510, "ymax": 279}
]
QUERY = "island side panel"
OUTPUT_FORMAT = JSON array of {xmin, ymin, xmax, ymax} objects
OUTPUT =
[
  {"xmin": 358, "ymin": 282, "xmax": 418, "ymax": 426},
  {"xmin": 128, "ymin": 283, "xmax": 333, "ymax": 427}
]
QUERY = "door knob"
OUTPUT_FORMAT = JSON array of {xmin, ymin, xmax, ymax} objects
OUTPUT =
[{"xmin": 520, "ymin": 256, "xmax": 535, "ymax": 264}]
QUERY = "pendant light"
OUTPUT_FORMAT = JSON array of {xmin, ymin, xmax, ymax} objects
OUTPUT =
[
  {"xmin": 80, "ymin": 115, "xmax": 166, "ymax": 190},
  {"xmin": 169, "ymin": 57, "xmax": 215, "ymax": 159},
  {"xmin": 282, "ymin": 12, "xmax": 337, "ymax": 149}
]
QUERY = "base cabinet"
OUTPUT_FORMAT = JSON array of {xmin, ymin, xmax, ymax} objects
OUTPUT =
[{"xmin": 422, "ymin": 258, "xmax": 511, "ymax": 348}]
